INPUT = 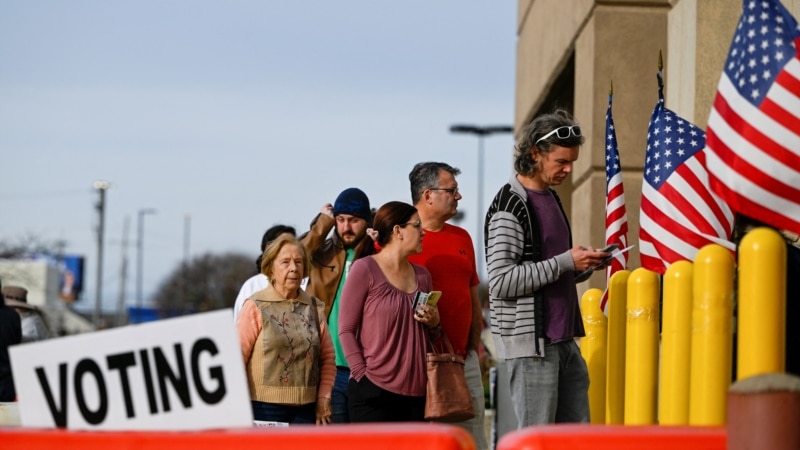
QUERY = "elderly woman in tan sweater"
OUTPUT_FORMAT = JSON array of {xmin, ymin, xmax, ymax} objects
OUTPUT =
[{"xmin": 237, "ymin": 235, "xmax": 334, "ymax": 424}]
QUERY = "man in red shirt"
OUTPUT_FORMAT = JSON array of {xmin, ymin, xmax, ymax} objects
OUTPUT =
[{"xmin": 408, "ymin": 162, "xmax": 486, "ymax": 449}]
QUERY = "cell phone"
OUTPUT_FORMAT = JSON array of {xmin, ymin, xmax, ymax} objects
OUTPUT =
[
  {"xmin": 600, "ymin": 243, "xmax": 619, "ymax": 253},
  {"xmin": 412, "ymin": 290, "xmax": 442, "ymax": 311}
]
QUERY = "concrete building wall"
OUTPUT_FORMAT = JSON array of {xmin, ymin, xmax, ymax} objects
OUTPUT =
[
  {"xmin": 512, "ymin": 0, "xmax": 798, "ymax": 297},
  {"xmin": 0, "ymin": 260, "xmax": 59, "ymax": 307}
]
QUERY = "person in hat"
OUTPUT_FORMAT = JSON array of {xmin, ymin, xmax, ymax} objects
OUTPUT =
[
  {"xmin": 0, "ymin": 279, "xmax": 22, "ymax": 401},
  {"xmin": 299, "ymin": 187, "xmax": 371, "ymax": 424},
  {"xmin": 2, "ymin": 285, "xmax": 50, "ymax": 343}
]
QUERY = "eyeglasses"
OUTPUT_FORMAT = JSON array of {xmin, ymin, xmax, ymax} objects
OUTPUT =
[
  {"xmin": 535, "ymin": 125, "xmax": 582, "ymax": 145},
  {"xmin": 401, "ymin": 220, "xmax": 422, "ymax": 229},
  {"xmin": 429, "ymin": 187, "xmax": 459, "ymax": 195}
]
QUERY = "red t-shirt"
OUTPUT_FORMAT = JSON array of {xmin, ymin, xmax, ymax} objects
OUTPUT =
[{"xmin": 408, "ymin": 223, "xmax": 479, "ymax": 356}]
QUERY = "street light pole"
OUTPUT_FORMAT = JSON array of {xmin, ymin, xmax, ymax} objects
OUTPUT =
[
  {"xmin": 136, "ymin": 208, "xmax": 157, "ymax": 323},
  {"xmin": 92, "ymin": 180, "xmax": 110, "ymax": 329},
  {"xmin": 449, "ymin": 124, "xmax": 514, "ymax": 280}
]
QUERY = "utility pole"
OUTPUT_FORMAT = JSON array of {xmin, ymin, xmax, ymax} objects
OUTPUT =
[
  {"xmin": 136, "ymin": 208, "xmax": 157, "ymax": 323},
  {"xmin": 92, "ymin": 180, "xmax": 110, "ymax": 329},
  {"xmin": 180, "ymin": 214, "xmax": 191, "ymax": 315},
  {"xmin": 116, "ymin": 215, "xmax": 130, "ymax": 327}
]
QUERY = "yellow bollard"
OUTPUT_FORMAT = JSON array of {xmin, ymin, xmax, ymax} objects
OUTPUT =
[
  {"xmin": 605, "ymin": 270, "xmax": 630, "ymax": 424},
  {"xmin": 580, "ymin": 288, "xmax": 607, "ymax": 424},
  {"xmin": 689, "ymin": 244, "xmax": 734, "ymax": 425},
  {"xmin": 624, "ymin": 268, "xmax": 661, "ymax": 425},
  {"xmin": 659, "ymin": 260, "xmax": 694, "ymax": 425},
  {"xmin": 737, "ymin": 227, "xmax": 787, "ymax": 380}
]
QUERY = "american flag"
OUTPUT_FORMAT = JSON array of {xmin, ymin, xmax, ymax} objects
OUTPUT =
[
  {"xmin": 705, "ymin": 0, "xmax": 800, "ymax": 236},
  {"xmin": 601, "ymin": 91, "xmax": 628, "ymax": 313},
  {"xmin": 639, "ymin": 70, "xmax": 735, "ymax": 275}
]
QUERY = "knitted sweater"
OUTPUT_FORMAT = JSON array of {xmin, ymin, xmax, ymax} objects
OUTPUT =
[
  {"xmin": 238, "ymin": 285, "xmax": 335, "ymax": 405},
  {"xmin": 483, "ymin": 174, "xmax": 576, "ymax": 359}
]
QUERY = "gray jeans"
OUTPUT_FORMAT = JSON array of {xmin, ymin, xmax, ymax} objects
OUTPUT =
[
  {"xmin": 507, "ymin": 340, "xmax": 590, "ymax": 427},
  {"xmin": 452, "ymin": 350, "xmax": 488, "ymax": 450}
]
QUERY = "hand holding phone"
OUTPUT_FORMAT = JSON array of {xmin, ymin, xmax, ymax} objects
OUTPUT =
[{"xmin": 576, "ymin": 244, "xmax": 634, "ymax": 279}]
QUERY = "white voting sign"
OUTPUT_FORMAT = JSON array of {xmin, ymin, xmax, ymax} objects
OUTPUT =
[{"xmin": 10, "ymin": 309, "xmax": 252, "ymax": 430}]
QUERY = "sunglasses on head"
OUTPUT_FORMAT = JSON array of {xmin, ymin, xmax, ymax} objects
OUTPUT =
[{"xmin": 535, "ymin": 125, "xmax": 582, "ymax": 145}]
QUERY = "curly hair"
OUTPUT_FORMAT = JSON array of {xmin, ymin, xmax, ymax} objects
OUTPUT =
[{"xmin": 514, "ymin": 109, "xmax": 584, "ymax": 177}]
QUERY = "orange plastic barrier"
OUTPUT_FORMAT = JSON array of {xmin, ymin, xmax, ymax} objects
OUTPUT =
[
  {"xmin": 497, "ymin": 425, "xmax": 725, "ymax": 450},
  {"xmin": 2, "ymin": 423, "xmax": 474, "ymax": 450}
]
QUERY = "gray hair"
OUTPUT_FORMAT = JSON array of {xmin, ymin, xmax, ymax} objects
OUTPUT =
[
  {"xmin": 514, "ymin": 109, "xmax": 584, "ymax": 177},
  {"xmin": 408, "ymin": 162, "xmax": 461, "ymax": 204}
]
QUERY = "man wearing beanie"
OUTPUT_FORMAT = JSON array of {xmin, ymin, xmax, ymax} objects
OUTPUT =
[{"xmin": 300, "ymin": 187, "xmax": 371, "ymax": 424}]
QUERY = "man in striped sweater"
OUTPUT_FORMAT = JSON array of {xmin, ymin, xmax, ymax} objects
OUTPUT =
[{"xmin": 484, "ymin": 110, "xmax": 611, "ymax": 427}]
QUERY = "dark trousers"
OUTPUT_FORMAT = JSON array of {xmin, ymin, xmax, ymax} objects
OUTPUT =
[
  {"xmin": 348, "ymin": 376, "xmax": 425, "ymax": 422},
  {"xmin": 251, "ymin": 400, "xmax": 315, "ymax": 424},
  {"xmin": 331, "ymin": 367, "xmax": 351, "ymax": 423}
]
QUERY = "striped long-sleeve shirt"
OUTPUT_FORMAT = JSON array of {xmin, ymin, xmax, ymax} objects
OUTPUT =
[{"xmin": 483, "ymin": 175, "xmax": 580, "ymax": 358}]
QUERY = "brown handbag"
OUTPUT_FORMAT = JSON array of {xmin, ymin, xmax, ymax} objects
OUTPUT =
[{"xmin": 424, "ymin": 332, "xmax": 476, "ymax": 422}]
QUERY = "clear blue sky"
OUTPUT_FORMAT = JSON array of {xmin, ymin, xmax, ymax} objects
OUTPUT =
[{"xmin": 1, "ymin": 1, "xmax": 517, "ymax": 312}]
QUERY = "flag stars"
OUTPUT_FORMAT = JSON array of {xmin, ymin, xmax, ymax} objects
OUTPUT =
[
  {"xmin": 751, "ymin": 88, "xmax": 761, "ymax": 99},
  {"xmin": 665, "ymin": 125, "xmax": 672, "ymax": 133},
  {"xmin": 761, "ymin": 54, "xmax": 770, "ymax": 65},
  {"xmin": 763, "ymin": 70, "xmax": 772, "ymax": 79}
]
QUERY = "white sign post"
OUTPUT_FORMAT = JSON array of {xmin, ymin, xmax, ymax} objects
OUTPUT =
[{"xmin": 10, "ymin": 309, "xmax": 253, "ymax": 430}]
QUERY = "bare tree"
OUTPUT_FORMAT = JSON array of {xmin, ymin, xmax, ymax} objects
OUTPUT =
[
  {"xmin": 151, "ymin": 252, "xmax": 255, "ymax": 316},
  {"xmin": 0, "ymin": 233, "xmax": 67, "ymax": 259}
]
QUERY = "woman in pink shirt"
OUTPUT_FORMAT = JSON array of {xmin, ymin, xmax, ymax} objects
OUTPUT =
[{"xmin": 338, "ymin": 201, "xmax": 441, "ymax": 422}]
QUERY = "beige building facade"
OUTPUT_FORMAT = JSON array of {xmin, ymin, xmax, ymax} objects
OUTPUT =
[{"xmin": 514, "ymin": 0, "xmax": 799, "ymax": 295}]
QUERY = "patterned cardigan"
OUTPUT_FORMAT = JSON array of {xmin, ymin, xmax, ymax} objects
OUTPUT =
[{"xmin": 483, "ymin": 174, "xmax": 580, "ymax": 359}]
